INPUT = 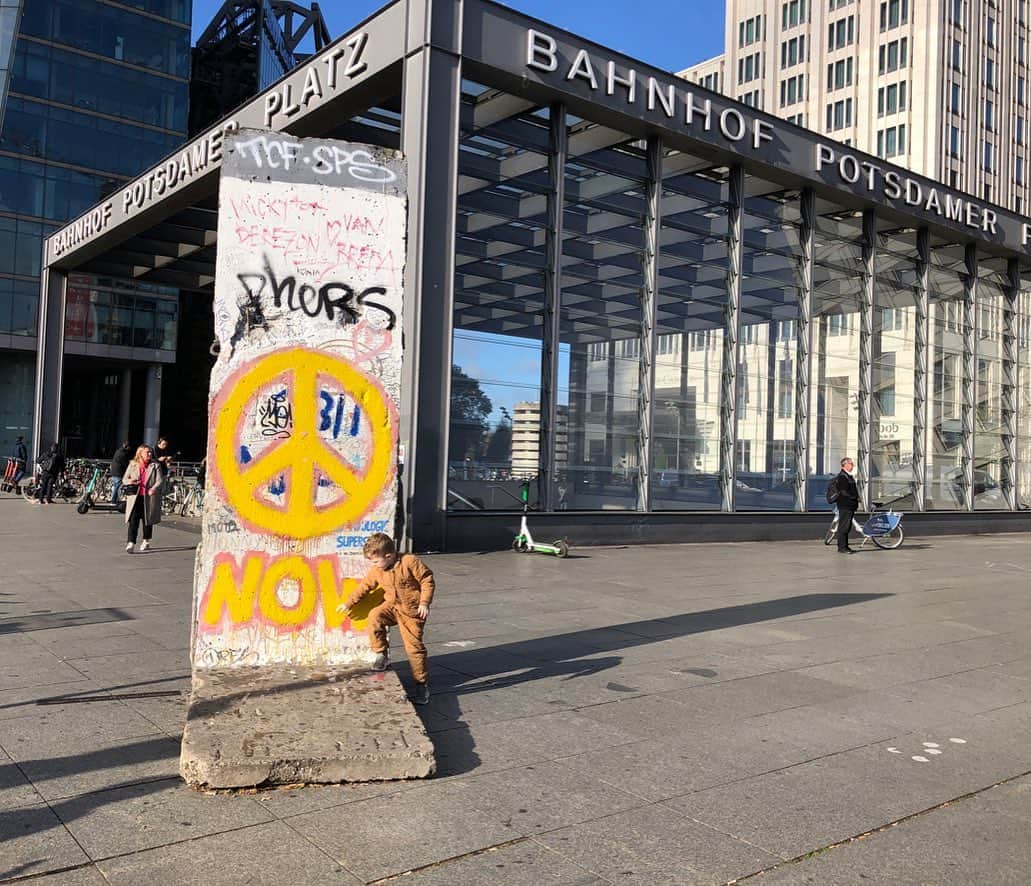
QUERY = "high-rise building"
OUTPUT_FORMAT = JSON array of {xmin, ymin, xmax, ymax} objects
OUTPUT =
[
  {"xmin": 0, "ymin": 0, "xmax": 191, "ymax": 457},
  {"xmin": 680, "ymin": 0, "xmax": 1030, "ymax": 212}
]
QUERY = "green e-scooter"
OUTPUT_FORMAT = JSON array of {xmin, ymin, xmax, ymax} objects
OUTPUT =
[{"xmin": 512, "ymin": 480, "xmax": 569, "ymax": 557}]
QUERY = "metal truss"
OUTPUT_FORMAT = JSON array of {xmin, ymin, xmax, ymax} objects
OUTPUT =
[
  {"xmin": 911, "ymin": 228, "xmax": 930, "ymax": 512},
  {"xmin": 720, "ymin": 166, "xmax": 744, "ymax": 512},
  {"xmin": 857, "ymin": 211, "xmax": 876, "ymax": 511}
]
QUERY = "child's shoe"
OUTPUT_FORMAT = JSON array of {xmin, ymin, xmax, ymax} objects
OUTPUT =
[
  {"xmin": 371, "ymin": 651, "xmax": 389, "ymax": 671},
  {"xmin": 139, "ymin": 540, "xmax": 150, "ymax": 552},
  {"xmin": 125, "ymin": 542, "xmax": 134, "ymax": 554},
  {"xmin": 412, "ymin": 682, "xmax": 430, "ymax": 705}
]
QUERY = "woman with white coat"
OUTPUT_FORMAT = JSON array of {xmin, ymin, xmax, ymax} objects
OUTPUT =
[{"xmin": 122, "ymin": 445, "xmax": 164, "ymax": 553}]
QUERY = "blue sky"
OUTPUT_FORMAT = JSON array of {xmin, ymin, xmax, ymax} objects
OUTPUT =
[{"xmin": 191, "ymin": 0, "xmax": 726, "ymax": 73}]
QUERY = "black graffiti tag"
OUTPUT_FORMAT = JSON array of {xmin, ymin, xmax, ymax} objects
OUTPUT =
[{"xmin": 236, "ymin": 254, "xmax": 396, "ymax": 330}]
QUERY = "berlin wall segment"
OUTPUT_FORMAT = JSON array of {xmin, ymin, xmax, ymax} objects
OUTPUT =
[{"xmin": 180, "ymin": 131, "xmax": 434, "ymax": 787}]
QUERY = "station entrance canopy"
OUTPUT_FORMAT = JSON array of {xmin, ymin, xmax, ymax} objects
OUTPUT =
[{"xmin": 38, "ymin": 0, "xmax": 1031, "ymax": 550}]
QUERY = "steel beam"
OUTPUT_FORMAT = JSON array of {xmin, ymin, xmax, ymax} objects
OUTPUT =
[
  {"xmin": 31, "ymin": 264, "xmax": 67, "ymax": 462},
  {"xmin": 636, "ymin": 136, "xmax": 662, "ymax": 511},
  {"xmin": 856, "ymin": 210, "xmax": 876, "ymax": 511},
  {"xmin": 962, "ymin": 243, "xmax": 977, "ymax": 512},
  {"xmin": 794, "ymin": 188, "xmax": 814, "ymax": 512},
  {"xmin": 399, "ymin": 0, "xmax": 463, "ymax": 551},
  {"xmin": 538, "ymin": 102, "xmax": 566, "ymax": 508},
  {"xmin": 720, "ymin": 165, "xmax": 744, "ymax": 512},
  {"xmin": 912, "ymin": 228, "xmax": 930, "ymax": 512},
  {"xmin": 1002, "ymin": 258, "xmax": 1019, "ymax": 510}
]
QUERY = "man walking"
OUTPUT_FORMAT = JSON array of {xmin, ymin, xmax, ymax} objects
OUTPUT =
[
  {"xmin": 832, "ymin": 456, "xmax": 860, "ymax": 554},
  {"xmin": 110, "ymin": 440, "xmax": 132, "ymax": 503}
]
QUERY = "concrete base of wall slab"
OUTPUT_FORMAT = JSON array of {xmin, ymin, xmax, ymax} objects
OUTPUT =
[{"xmin": 179, "ymin": 665, "xmax": 436, "ymax": 789}]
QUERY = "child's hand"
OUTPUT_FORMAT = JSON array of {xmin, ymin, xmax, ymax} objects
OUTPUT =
[{"xmin": 417, "ymin": 604, "xmax": 429, "ymax": 620}]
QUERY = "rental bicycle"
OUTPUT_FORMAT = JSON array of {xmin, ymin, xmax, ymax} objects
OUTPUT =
[{"xmin": 823, "ymin": 503, "xmax": 904, "ymax": 549}]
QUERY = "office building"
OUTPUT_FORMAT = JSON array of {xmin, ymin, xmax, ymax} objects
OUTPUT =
[
  {"xmin": 0, "ymin": 0, "xmax": 191, "ymax": 457},
  {"xmin": 681, "ymin": 0, "xmax": 1030, "ymax": 211}
]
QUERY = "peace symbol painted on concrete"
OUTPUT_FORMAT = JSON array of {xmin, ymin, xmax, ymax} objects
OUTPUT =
[{"xmin": 211, "ymin": 347, "xmax": 396, "ymax": 539}]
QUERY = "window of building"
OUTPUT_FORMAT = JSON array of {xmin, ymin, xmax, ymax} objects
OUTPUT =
[
  {"xmin": 826, "ymin": 98, "xmax": 853, "ymax": 130},
  {"xmin": 777, "ymin": 358, "xmax": 793, "ymax": 417},
  {"xmin": 875, "ymin": 352, "xmax": 896, "ymax": 417},
  {"xmin": 828, "ymin": 313, "xmax": 850, "ymax": 335},
  {"xmin": 1019, "ymin": 35, "xmax": 1026, "ymax": 65},
  {"xmin": 878, "ymin": 81, "xmax": 905, "ymax": 115},
  {"xmin": 953, "ymin": 0, "xmax": 963, "ymax": 22},
  {"xmin": 878, "ymin": 124, "xmax": 906, "ymax": 157},
  {"xmin": 987, "ymin": 16, "xmax": 996, "ymax": 46},
  {"xmin": 1021, "ymin": 0, "xmax": 1027, "ymax": 26},
  {"xmin": 1019, "ymin": 117, "xmax": 1026, "ymax": 145},
  {"xmin": 781, "ymin": 0, "xmax": 807, "ymax": 29},
  {"xmin": 1017, "ymin": 156, "xmax": 1025, "ymax": 185},
  {"xmin": 985, "ymin": 141, "xmax": 993, "ymax": 171},
  {"xmin": 880, "ymin": 0, "xmax": 908, "ymax": 31},
  {"xmin": 781, "ymin": 35, "xmax": 807, "ymax": 67},
  {"xmin": 830, "ymin": 0, "xmax": 853, "ymax": 8},
  {"xmin": 828, "ymin": 15, "xmax": 855, "ymax": 50},
  {"xmin": 950, "ymin": 125, "xmax": 961, "ymax": 156},
  {"xmin": 880, "ymin": 38, "xmax": 909, "ymax": 74},
  {"xmin": 986, "ymin": 58, "xmax": 995, "ymax": 88},
  {"xmin": 951, "ymin": 82, "xmax": 961, "ymax": 113},
  {"xmin": 735, "ymin": 439, "xmax": 751, "ymax": 473},
  {"xmin": 1020, "ymin": 78, "xmax": 1027, "ymax": 105},
  {"xmin": 986, "ymin": 100, "xmax": 994, "ymax": 130},
  {"xmin": 952, "ymin": 38, "xmax": 962, "ymax": 70},
  {"xmin": 827, "ymin": 57, "xmax": 854, "ymax": 90}
]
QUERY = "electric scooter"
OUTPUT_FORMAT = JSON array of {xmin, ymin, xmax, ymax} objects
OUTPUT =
[
  {"xmin": 512, "ymin": 480, "xmax": 569, "ymax": 557},
  {"xmin": 76, "ymin": 462, "xmax": 126, "ymax": 514}
]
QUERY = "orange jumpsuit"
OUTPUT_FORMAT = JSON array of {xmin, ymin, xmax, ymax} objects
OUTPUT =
[{"xmin": 345, "ymin": 554, "xmax": 435, "ymax": 683}]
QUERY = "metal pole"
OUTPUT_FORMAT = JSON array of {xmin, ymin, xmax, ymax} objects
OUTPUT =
[
  {"xmin": 912, "ymin": 228, "xmax": 930, "ymax": 512},
  {"xmin": 636, "ymin": 135, "xmax": 662, "ymax": 511},
  {"xmin": 857, "ymin": 210, "xmax": 876, "ymax": 511},
  {"xmin": 794, "ymin": 188, "xmax": 815, "ymax": 511},
  {"xmin": 539, "ymin": 102, "xmax": 567, "ymax": 509},
  {"xmin": 399, "ymin": 0, "xmax": 463, "ymax": 551},
  {"xmin": 962, "ymin": 242, "xmax": 977, "ymax": 512},
  {"xmin": 31, "ymin": 259, "xmax": 67, "ymax": 462},
  {"xmin": 1002, "ymin": 258, "xmax": 1019, "ymax": 510},
  {"xmin": 720, "ymin": 165, "xmax": 744, "ymax": 512}
]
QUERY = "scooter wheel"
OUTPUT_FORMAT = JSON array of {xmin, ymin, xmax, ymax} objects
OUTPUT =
[
  {"xmin": 76, "ymin": 501, "xmax": 90, "ymax": 514},
  {"xmin": 512, "ymin": 538, "xmax": 528, "ymax": 553},
  {"xmin": 554, "ymin": 540, "xmax": 569, "ymax": 558}
]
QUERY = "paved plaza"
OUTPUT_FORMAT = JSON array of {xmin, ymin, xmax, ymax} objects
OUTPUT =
[{"xmin": 2, "ymin": 499, "xmax": 1031, "ymax": 884}]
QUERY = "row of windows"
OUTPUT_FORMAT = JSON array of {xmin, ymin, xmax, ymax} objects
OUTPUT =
[
  {"xmin": 12, "ymin": 40, "xmax": 188, "ymax": 133},
  {"xmin": 782, "ymin": 0, "xmax": 809, "ymax": 30},
  {"xmin": 699, "ymin": 72, "xmax": 720, "ymax": 92},
  {"xmin": 828, "ymin": 15, "xmax": 855, "ymax": 51},
  {"xmin": 21, "ymin": 0, "xmax": 190, "ymax": 79},
  {"xmin": 781, "ymin": 35, "xmax": 807, "ymax": 68},
  {"xmin": 1, "ymin": 98, "xmax": 182, "ymax": 177},
  {"xmin": 880, "ymin": 0, "xmax": 909, "ymax": 32},
  {"xmin": 0, "ymin": 153, "xmax": 122, "ymax": 222},
  {"xmin": 879, "ymin": 37, "xmax": 908, "ymax": 74},
  {"xmin": 738, "ymin": 52, "xmax": 763, "ymax": 85},
  {"xmin": 877, "ymin": 124, "xmax": 906, "ymax": 158},
  {"xmin": 740, "ymin": 89, "xmax": 762, "ymax": 108},
  {"xmin": 779, "ymin": 74, "xmax": 806, "ymax": 108},
  {"xmin": 827, "ymin": 57, "xmax": 853, "ymax": 91},
  {"xmin": 829, "ymin": 0, "xmax": 853, "ymax": 9},
  {"xmin": 825, "ymin": 97, "xmax": 853, "ymax": 131},
  {"xmin": 738, "ymin": 14, "xmax": 764, "ymax": 48},
  {"xmin": 786, "ymin": 111, "xmax": 807, "ymax": 125},
  {"xmin": 877, "ymin": 81, "xmax": 907, "ymax": 116}
]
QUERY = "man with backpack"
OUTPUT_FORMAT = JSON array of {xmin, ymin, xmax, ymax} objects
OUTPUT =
[{"xmin": 827, "ymin": 456, "xmax": 860, "ymax": 554}]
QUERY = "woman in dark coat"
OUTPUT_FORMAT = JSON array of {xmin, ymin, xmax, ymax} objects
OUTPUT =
[{"xmin": 123, "ymin": 445, "xmax": 164, "ymax": 552}]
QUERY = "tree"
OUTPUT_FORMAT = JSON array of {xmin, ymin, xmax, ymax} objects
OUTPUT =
[
  {"xmin": 449, "ymin": 365, "xmax": 492, "ymax": 463},
  {"xmin": 484, "ymin": 406, "xmax": 512, "ymax": 464}
]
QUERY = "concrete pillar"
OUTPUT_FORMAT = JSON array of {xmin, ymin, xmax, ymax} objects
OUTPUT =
[
  {"xmin": 143, "ymin": 364, "xmax": 162, "ymax": 446},
  {"xmin": 116, "ymin": 368, "xmax": 132, "ymax": 445},
  {"xmin": 31, "ymin": 264, "xmax": 67, "ymax": 461}
]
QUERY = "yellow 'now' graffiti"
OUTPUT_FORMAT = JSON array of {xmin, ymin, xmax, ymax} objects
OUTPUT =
[{"xmin": 199, "ymin": 552, "xmax": 383, "ymax": 631}]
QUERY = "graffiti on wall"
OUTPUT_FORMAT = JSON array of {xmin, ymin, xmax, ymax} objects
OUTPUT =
[{"xmin": 192, "ymin": 131, "xmax": 405, "ymax": 668}]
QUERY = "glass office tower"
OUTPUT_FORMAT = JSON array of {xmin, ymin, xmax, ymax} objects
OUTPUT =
[{"xmin": 0, "ymin": 0, "xmax": 189, "ymax": 457}]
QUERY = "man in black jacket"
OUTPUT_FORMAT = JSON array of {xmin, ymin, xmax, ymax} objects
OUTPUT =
[
  {"xmin": 832, "ymin": 456, "xmax": 860, "ymax": 554},
  {"xmin": 110, "ymin": 440, "xmax": 132, "ymax": 503}
]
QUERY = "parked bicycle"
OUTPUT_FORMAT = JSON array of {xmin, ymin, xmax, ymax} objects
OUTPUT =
[
  {"xmin": 823, "ymin": 502, "xmax": 904, "ymax": 549},
  {"xmin": 22, "ymin": 463, "xmax": 85, "ymax": 503}
]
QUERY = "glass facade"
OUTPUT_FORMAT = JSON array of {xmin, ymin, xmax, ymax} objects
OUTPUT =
[
  {"xmin": 0, "ymin": 0, "xmax": 189, "ymax": 457},
  {"xmin": 444, "ymin": 81, "xmax": 1031, "ymax": 516}
]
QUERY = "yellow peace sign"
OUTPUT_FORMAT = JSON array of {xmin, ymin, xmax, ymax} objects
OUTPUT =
[{"xmin": 212, "ymin": 347, "xmax": 396, "ymax": 539}]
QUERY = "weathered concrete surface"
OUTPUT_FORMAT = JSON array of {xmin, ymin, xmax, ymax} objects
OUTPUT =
[{"xmin": 180, "ymin": 666, "xmax": 435, "ymax": 789}]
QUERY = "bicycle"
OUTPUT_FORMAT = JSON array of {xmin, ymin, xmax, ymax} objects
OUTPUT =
[{"xmin": 823, "ymin": 503, "xmax": 905, "ymax": 549}]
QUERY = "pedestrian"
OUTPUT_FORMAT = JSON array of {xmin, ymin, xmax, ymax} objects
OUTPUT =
[
  {"xmin": 337, "ymin": 533, "xmax": 435, "ymax": 705},
  {"xmin": 153, "ymin": 437, "xmax": 174, "ymax": 482},
  {"xmin": 122, "ymin": 444, "xmax": 164, "ymax": 553},
  {"xmin": 12, "ymin": 435, "xmax": 27, "ymax": 493},
  {"xmin": 830, "ymin": 456, "xmax": 860, "ymax": 554},
  {"xmin": 109, "ymin": 440, "xmax": 132, "ymax": 503},
  {"xmin": 35, "ymin": 443, "xmax": 64, "ymax": 504}
]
